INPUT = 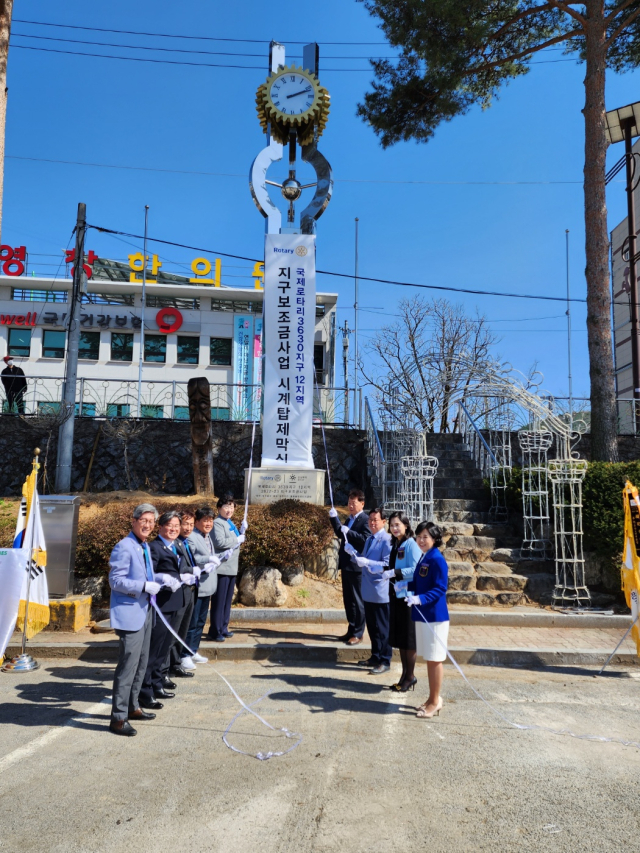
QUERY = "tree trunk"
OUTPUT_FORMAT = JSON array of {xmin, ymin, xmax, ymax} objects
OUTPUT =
[
  {"xmin": 583, "ymin": 0, "xmax": 618, "ymax": 461},
  {"xmin": 0, "ymin": 0, "xmax": 12, "ymax": 243}
]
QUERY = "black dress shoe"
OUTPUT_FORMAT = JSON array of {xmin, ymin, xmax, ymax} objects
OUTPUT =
[
  {"xmin": 337, "ymin": 633, "xmax": 352, "ymax": 643},
  {"xmin": 357, "ymin": 657, "xmax": 377, "ymax": 667},
  {"xmin": 370, "ymin": 664, "xmax": 391, "ymax": 675},
  {"xmin": 128, "ymin": 708, "xmax": 156, "ymax": 721},
  {"xmin": 222, "ymin": 631, "xmax": 234, "ymax": 638},
  {"xmin": 109, "ymin": 719, "xmax": 137, "ymax": 737},
  {"xmin": 171, "ymin": 667, "xmax": 194, "ymax": 678},
  {"xmin": 139, "ymin": 699, "xmax": 164, "ymax": 710},
  {"xmin": 154, "ymin": 688, "xmax": 175, "ymax": 699},
  {"xmin": 162, "ymin": 677, "xmax": 177, "ymax": 689}
]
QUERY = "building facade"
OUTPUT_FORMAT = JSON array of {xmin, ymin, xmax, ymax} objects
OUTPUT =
[{"xmin": 0, "ymin": 258, "xmax": 338, "ymax": 422}]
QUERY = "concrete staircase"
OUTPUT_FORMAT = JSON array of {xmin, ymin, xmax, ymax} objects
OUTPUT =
[{"xmin": 428, "ymin": 434, "xmax": 556, "ymax": 607}]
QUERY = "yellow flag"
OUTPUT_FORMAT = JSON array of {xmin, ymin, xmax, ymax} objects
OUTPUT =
[{"xmin": 622, "ymin": 481, "xmax": 640, "ymax": 658}]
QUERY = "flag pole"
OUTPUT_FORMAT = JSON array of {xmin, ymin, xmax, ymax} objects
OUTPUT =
[{"xmin": 1, "ymin": 448, "xmax": 41, "ymax": 672}]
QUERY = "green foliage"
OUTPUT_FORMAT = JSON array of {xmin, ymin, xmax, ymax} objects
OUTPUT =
[
  {"xmin": 74, "ymin": 497, "xmax": 334, "ymax": 578},
  {"xmin": 582, "ymin": 462, "xmax": 640, "ymax": 564},
  {"xmin": 357, "ymin": 1, "xmax": 640, "ymax": 147}
]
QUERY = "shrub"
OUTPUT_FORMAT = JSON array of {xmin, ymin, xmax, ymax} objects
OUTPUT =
[
  {"xmin": 582, "ymin": 461, "xmax": 640, "ymax": 564},
  {"xmin": 74, "ymin": 497, "xmax": 335, "ymax": 577},
  {"xmin": 239, "ymin": 499, "xmax": 333, "ymax": 570}
]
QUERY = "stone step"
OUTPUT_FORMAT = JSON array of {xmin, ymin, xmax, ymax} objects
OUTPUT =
[
  {"xmin": 448, "ymin": 572, "xmax": 476, "ymax": 591},
  {"xmin": 435, "ymin": 510, "xmax": 490, "ymax": 523},
  {"xmin": 446, "ymin": 590, "xmax": 525, "ymax": 607},
  {"xmin": 476, "ymin": 573, "xmax": 528, "ymax": 592},
  {"xmin": 524, "ymin": 573, "xmax": 556, "ymax": 602},
  {"xmin": 428, "ymin": 450, "xmax": 475, "ymax": 462},
  {"xmin": 440, "ymin": 522, "xmax": 475, "ymax": 537},
  {"xmin": 432, "ymin": 460, "xmax": 469, "ymax": 472},
  {"xmin": 426, "ymin": 434, "xmax": 465, "ymax": 445},
  {"xmin": 433, "ymin": 487, "xmax": 487, "ymax": 500},
  {"xmin": 472, "ymin": 523, "xmax": 512, "ymax": 537},
  {"xmin": 434, "ymin": 498, "xmax": 489, "ymax": 511},
  {"xmin": 447, "ymin": 561, "xmax": 475, "ymax": 573},
  {"xmin": 475, "ymin": 561, "xmax": 515, "ymax": 576},
  {"xmin": 434, "ymin": 475, "xmax": 484, "ymax": 489}
]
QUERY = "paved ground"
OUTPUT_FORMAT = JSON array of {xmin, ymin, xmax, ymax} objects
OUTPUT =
[{"xmin": 1, "ymin": 658, "xmax": 640, "ymax": 852}]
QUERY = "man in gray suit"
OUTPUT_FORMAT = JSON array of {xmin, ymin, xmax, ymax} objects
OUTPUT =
[{"xmin": 108, "ymin": 503, "xmax": 166, "ymax": 737}]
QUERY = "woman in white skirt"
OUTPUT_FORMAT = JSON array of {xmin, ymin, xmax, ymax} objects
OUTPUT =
[{"xmin": 405, "ymin": 521, "xmax": 449, "ymax": 719}]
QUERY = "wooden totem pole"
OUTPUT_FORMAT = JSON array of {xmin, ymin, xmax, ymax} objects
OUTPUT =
[{"xmin": 188, "ymin": 377, "xmax": 214, "ymax": 494}]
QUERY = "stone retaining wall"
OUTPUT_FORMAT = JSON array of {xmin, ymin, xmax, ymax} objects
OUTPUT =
[{"xmin": 0, "ymin": 416, "xmax": 369, "ymax": 504}]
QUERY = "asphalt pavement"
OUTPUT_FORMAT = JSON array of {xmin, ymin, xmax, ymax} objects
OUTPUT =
[{"xmin": 1, "ymin": 658, "xmax": 640, "ymax": 852}]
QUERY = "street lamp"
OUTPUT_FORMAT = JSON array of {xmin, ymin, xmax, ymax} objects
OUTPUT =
[{"xmin": 605, "ymin": 100, "xmax": 640, "ymax": 429}]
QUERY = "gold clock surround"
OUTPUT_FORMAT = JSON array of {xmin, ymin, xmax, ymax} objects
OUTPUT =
[{"xmin": 256, "ymin": 64, "xmax": 330, "ymax": 146}]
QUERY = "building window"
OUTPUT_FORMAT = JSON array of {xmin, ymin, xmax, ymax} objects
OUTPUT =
[
  {"xmin": 144, "ymin": 334, "xmax": 166, "ymax": 364},
  {"xmin": 177, "ymin": 336, "xmax": 199, "ymax": 365},
  {"xmin": 8, "ymin": 328, "xmax": 31, "ymax": 357},
  {"xmin": 314, "ymin": 343, "xmax": 325, "ymax": 385},
  {"xmin": 106, "ymin": 403, "xmax": 131, "ymax": 418},
  {"xmin": 141, "ymin": 405, "xmax": 163, "ymax": 419},
  {"xmin": 79, "ymin": 331, "xmax": 100, "ymax": 361},
  {"xmin": 147, "ymin": 295, "xmax": 200, "ymax": 310},
  {"xmin": 211, "ymin": 298, "xmax": 260, "ymax": 313},
  {"xmin": 42, "ymin": 330, "xmax": 66, "ymax": 359},
  {"xmin": 210, "ymin": 337, "xmax": 232, "ymax": 365},
  {"xmin": 212, "ymin": 407, "xmax": 230, "ymax": 421},
  {"xmin": 13, "ymin": 289, "xmax": 67, "ymax": 303},
  {"xmin": 111, "ymin": 333, "xmax": 133, "ymax": 361},
  {"xmin": 81, "ymin": 293, "xmax": 134, "ymax": 306}
]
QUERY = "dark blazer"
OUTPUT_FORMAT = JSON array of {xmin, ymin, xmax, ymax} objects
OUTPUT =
[
  {"xmin": 177, "ymin": 536, "xmax": 196, "ymax": 568},
  {"xmin": 148, "ymin": 537, "xmax": 185, "ymax": 612},
  {"xmin": 330, "ymin": 512, "xmax": 371, "ymax": 574}
]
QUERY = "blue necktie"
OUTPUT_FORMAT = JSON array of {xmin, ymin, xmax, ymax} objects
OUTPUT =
[
  {"xmin": 183, "ymin": 540, "xmax": 194, "ymax": 566},
  {"xmin": 142, "ymin": 544, "xmax": 153, "ymax": 582}
]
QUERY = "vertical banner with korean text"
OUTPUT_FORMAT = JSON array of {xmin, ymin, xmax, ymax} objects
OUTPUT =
[
  {"xmin": 251, "ymin": 316, "xmax": 263, "ymax": 421},
  {"xmin": 233, "ymin": 315, "xmax": 253, "ymax": 420},
  {"xmin": 262, "ymin": 233, "xmax": 316, "ymax": 468}
]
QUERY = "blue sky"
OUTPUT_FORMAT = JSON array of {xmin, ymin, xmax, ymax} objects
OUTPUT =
[{"xmin": 3, "ymin": 1, "xmax": 638, "ymax": 402}]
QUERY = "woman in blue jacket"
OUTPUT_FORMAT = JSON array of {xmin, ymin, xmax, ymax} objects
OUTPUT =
[
  {"xmin": 387, "ymin": 511, "xmax": 423, "ymax": 693},
  {"xmin": 407, "ymin": 521, "xmax": 449, "ymax": 719}
]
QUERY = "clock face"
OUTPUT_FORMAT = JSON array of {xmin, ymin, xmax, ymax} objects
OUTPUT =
[{"xmin": 269, "ymin": 72, "xmax": 317, "ymax": 117}]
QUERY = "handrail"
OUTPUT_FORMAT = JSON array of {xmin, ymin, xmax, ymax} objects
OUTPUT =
[
  {"xmin": 458, "ymin": 401, "xmax": 498, "ymax": 465},
  {"xmin": 365, "ymin": 396, "xmax": 385, "ymax": 464}
]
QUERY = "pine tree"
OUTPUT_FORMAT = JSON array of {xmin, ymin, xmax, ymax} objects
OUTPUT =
[{"xmin": 358, "ymin": 0, "xmax": 640, "ymax": 461}]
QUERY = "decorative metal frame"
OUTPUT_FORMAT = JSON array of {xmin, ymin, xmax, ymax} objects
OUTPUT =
[
  {"xmin": 399, "ymin": 454, "xmax": 439, "ymax": 524},
  {"xmin": 518, "ymin": 429, "xmax": 553, "ymax": 560},
  {"xmin": 548, "ymin": 458, "xmax": 590, "ymax": 607}
]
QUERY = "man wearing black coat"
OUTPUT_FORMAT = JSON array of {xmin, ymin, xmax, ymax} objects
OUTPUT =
[
  {"xmin": 329, "ymin": 488, "xmax": 371, "ymax": 645},
  {"xmin": 138, "ymin": 511, "xmax": 191, "ymax": 708},
  {"xmin": 1, "ymin": 356, "xmax": 27, "ymax": 414}
]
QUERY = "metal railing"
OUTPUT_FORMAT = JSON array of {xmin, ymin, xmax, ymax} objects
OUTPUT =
[
  {"xmin": 0, "ymin": 375, "xmax": 362, "ymax": 426},
  {"xmin": 457, "ymin": 400, "xmax": 498, "ymax": 478},
  {"xmin": 364, "ymin": 396, "xmax": 385, "ymax": 487}
]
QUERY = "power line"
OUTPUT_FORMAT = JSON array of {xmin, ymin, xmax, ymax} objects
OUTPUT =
[
  {"xmin": 11, "ymin": 31, "xmax": 400, "ymax": 60},
  {"xmin": 12, "ymin": 18, "xmax": 391, "ymax": 45},
  {"xmin": 6, "ymin": 154, "xmax": 588, "ymax": 185},
  {"xmin": 8, "ymin": 42, "xmax": 579, "ymax": 70},
  {"xmin": 87, "ymin": 222, "xmax": 588, "ymax": 303}
]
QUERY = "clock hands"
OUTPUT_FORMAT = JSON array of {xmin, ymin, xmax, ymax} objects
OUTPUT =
[{"xmin": 286, "ymin": 88, "xmax": 312, "ymax": 99}]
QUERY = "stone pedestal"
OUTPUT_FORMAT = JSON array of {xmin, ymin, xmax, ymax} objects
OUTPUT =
[{"xmin": 245, "ymin": 467, "xmax": 326, "ymax": 505}]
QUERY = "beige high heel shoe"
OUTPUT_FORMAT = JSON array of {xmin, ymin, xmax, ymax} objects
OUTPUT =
[{"xmin": 416, "ymin": 698, "xmax": 443, "ymax": 718}]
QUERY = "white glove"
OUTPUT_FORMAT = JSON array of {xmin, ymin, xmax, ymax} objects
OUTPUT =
[
  {"xmin": 382, "ymin": 569, "xmax": 395, "ymax": 580},
  {"xmin": 355, "ymin": 556, "xmax": 370, "ymax": 568},
  {"xmin": 144, "ymin": 581, "xmax": 161, "ymax": 596},
  {"xmin": 192, "ymin": 566, "xmax": 202, "ymax": 580},
  {"xmin": 240, "ymin": 520, "xmax": 248, "ymax": 534},
  {"xmin": 156, "ymin": 573, "xmax": 181, "ymax": 593},
  {"xmin": 329, "ymin": 507, "xmax": 338, "ymax": 518},
  {"xmin": 344, "ymin": 542, "xmax": 357, "ymax": 557},
  {"xmin": 180, "ymin": 573, "xmax": 196, "ymax": 585},
  {"xmin": 405, "ymin": 594, "xmax": 422, "ymax": 607},
  {"xmin": 340, "ymin": 525, "xmax": 350, "ymax": 538},
  {"xmin": 220, "ymin": 548, "xmax": 234, "ymax": 562},
  {"xmin": 236, "ymin": 534, "xmax": 246, "ymax": 545},
  {"xmin": 203, "ymin": 558, "xmax": 220, "ymax": 573}
]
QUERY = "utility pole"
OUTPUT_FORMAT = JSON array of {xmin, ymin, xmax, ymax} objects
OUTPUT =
[
  {"xmin": 342, "ymin": 319, "xmax": 350, "ymax": 424},
  {"xmin": 353, "ymin": 217, "xmax": 359, "ymax": 424},
  {"xmin": 137, "ymin": 205, "xmax": 149, "ymax": 417},
  {"xmin": 0, "ymin": 0, "xmax": 14, "ymax": 241},
  {"xmin": 565, "ymin": 229, "xmax": 573, "ymax": 432},
  {"xmin": 55, "ymin": 203, "xmax": 86, "ymax": 493}
]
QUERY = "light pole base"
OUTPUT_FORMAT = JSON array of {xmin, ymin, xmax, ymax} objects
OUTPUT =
[{"xmin": 1, "ymin": 653, "xmax": 40, "ymax": 673}]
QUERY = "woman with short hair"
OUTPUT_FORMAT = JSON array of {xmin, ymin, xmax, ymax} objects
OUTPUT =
[
  {"xmin": 207, "ymin": 494, "xmax": 247, "ymax": 642},
  {"xmin": 407, "ymin": 521, "xmax": 449, "ymax": 719},
  {"xmin": 387, "ymin": 511, "xmax": 423, "ymax": 692}
]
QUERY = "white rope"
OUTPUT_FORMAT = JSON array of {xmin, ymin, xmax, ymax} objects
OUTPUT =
[
  {"xmin": 151, "ymin": 599, "xmax": 302, "ymax": 760},
  {"xmin": 408, "ymin": 597, "xmax": 640, "ymax": 751}
]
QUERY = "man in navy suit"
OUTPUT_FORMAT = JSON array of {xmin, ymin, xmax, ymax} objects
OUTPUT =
[
  {"xmin": 329, "ymin": 489, "xmax": 371, "ymax": 645},
  {"xmin": 109, "ymin": 503, "xmax": 164, "ymax": 737}
]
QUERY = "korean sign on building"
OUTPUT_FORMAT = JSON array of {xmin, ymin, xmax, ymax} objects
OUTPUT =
[{"xmin": 261, "ymin": 233, "xmax": 316, "ymax": 468}]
